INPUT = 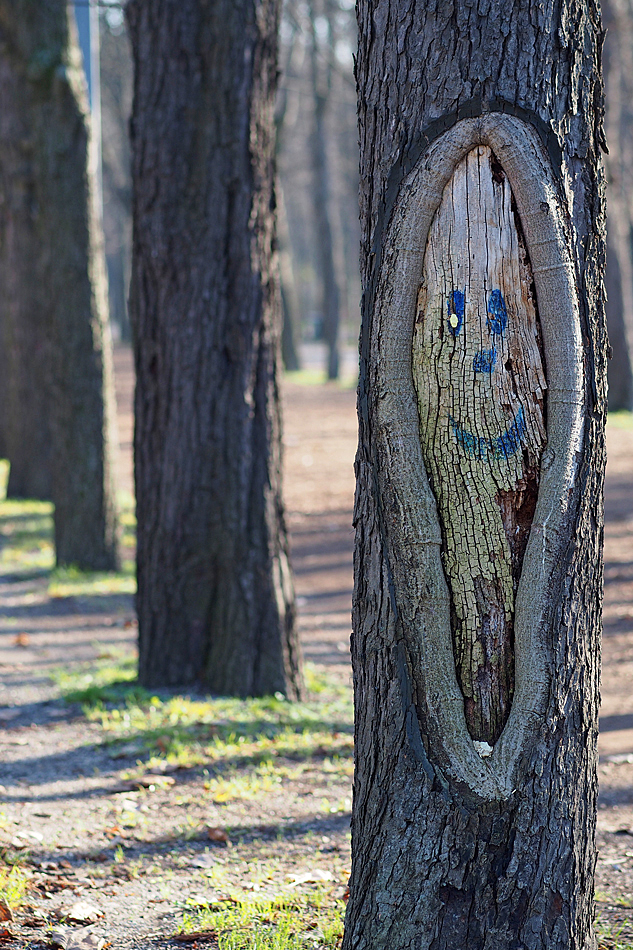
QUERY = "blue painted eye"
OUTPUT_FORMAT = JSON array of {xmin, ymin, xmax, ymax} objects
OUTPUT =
[
  {"xmin": 447, "ymin": 289, "xmax": 464, "ymax": 336},
  {"xmin": 473, "ymin": 348, "xmax": 497, "ymax": 373},
  {"xmin": 487, "ymin": 289, "xmax": 507, "ymax": 336}
]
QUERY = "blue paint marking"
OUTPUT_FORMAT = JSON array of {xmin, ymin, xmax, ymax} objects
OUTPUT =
[
  {"xmin": 487, "ymin": 289, "xmax": 507, "ymax": 336},
  {"xmin": 447, "ymin": 289, "xmax": 465, "ymax": 336},
  {"xmin": 473, "ymin": 348, "xmax": 497, "ymax": 373},
  {"xmin": 449, "ymin": 406, "xmax": 526, "ymax": 461}
]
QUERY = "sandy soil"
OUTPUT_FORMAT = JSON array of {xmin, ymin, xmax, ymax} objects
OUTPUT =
[{"xmin": 1, "ymin": 345, "xmax": 633, "ymax": 944}]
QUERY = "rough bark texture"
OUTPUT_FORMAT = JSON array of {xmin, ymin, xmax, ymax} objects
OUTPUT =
[
  {"xmin": 412, "ymin": 146, "xmax": 546, "ymax": 745},
  {"xmin": 602, "ymin": 0, "xmax": 633, "ymax": 410},
  {"xmin": 0, "ymin": 2, "xmax": 120, "ymax": 570},
  {"xmin": 127, "ymin": 0, "xmax": 303, "ymax": 698},
  {"xmin": 346, "ymin": 3, "xmax": 606, "ymax": 950}
]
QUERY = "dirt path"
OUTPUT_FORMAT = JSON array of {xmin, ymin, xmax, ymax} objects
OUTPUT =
[{"xmin": 1, "ymin": 346, "xmax": 633, "ymax": 944}]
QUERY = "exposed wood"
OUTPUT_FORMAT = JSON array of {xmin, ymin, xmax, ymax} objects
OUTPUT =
[{"xmin": 412, "ymin": 145, "xmax": 546, "ymax": 744}]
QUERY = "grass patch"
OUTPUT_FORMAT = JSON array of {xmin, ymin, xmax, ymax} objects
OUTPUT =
[
  {"xmin": 178, "ymin": 890, "xmax": 344, "ymax": 949},
  {"xmin": 284, "ymin": 368, "xmax": 357, "ymax": 390},
  {"xmin": 607, "ymin": 410, "xmax": 633, "ymax": 430},
  {"xmin": 0, "ymin": 864, "xmax": 30, "ymax": 911},
  {"xmin": 51, "ymin": 654, "xmax": 142, "ymax": 706},
  {"xmin": 0, "ymin": 495, "xmax": 136, "ymax": 588},
  {"xmin": 48, "ymin": 562, "xmax": 136, "ymax": 599},
  {"xmin": 0, "ymin": 499, "xmax": 54, "ymax": 576},
  {"xmin": 596, "ymin": 916, "xmax": 633, "ymax": 950},
  {"xmin": 53, "ymin": 659, "xmax": 353, "ymax": 795}
]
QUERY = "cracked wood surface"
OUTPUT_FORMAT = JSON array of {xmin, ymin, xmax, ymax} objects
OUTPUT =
[{"xmin": 412, "ymin": 146, "xmax": 546, "ymax": 745}]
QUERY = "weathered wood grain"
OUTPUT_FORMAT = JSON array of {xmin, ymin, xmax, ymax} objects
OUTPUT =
[{"xmin": 412, "ymin": 145, "xmax": 546, "ymax": 744}]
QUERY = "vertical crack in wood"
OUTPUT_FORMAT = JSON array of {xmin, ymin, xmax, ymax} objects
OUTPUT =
[{"xmin": 412, "ymin": 146, "xmax": 547, "ymax": 746}]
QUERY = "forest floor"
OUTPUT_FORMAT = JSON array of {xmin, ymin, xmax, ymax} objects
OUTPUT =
[{"xmin": 0, "ymin": 344, "xmax": 632, "ymax": 948}]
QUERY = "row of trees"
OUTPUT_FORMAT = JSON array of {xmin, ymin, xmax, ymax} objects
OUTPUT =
[{"xmin": 99, "ymin": 0, "xmax": 359, "ymax": 380}]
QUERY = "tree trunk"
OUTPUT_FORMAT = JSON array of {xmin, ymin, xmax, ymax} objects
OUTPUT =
[
  {"xmin": 346, "ymin": 3, "xmax": 606, "ymax": 948},
  {"xmin": 278, "ymin": 181, "xmax": 301, "ymax": 372},
  {"xmin": 0, "ymin": 30, "xmax": 52, "ymax": 500},
  {"xmin": 308, "ymin": 0, "xmax": 340, "ymax": 381},
  {"xmin": 0, "ymin": 2, "xmax": 120, "ymax": 571},
  {"xmin": 602, "ymin": 0, "xmax": 633, "ymax": 410},
  {"xmin": 127, "ymin": 0, "xmax": 303, "ymax": 698}
]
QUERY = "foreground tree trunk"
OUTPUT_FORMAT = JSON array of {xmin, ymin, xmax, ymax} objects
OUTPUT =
[
  {"xmin": 127, "ymin": 0, "xmax": 303, "ymax": 697},
  {"xmin": 345, "ymin": 3, "xmax": 606, "ymax": 948},
  {"xmin": 0, "ymin": 2, "xmax": 120, "ymax": 569}
]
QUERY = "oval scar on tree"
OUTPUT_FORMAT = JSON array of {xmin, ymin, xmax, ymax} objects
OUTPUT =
[
  {"xmin": 362, "ymin": 114, "xmax": 584, "ymax": 802},
  {"xmin": 412, "ymin": 144, "xmax": 547, "ymax": 750}
]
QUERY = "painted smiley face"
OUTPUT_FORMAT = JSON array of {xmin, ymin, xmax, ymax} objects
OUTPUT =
[
  {"xmin": 445, "ymin": 287, "xmax": 527, "ymax": 462},
  {"xmin": 411, "ymin": 144, "xmax": 547, "ymax": 744}
]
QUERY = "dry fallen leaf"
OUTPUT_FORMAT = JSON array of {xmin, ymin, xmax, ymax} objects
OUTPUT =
[
  {"xmin": 0, "ymin": 902, "xmax": 12, "ymax": 923},
  {"xmin": 50, "ymin": 926, "xmax": 106, "ymax": 950},
  {"xmin": 11, "ymin": 829, "xmax": 44, "ymax": 849},
  {"xmin": 13, "ymin": 632, "xmax": 30, "ymax": 647},
  {"xmin": 206, "ymin": 827, "xmax": 229, "ymax": 844},
  {"xmin": 65, "ymin": 901, "xmax": 104, "ymax": 925},
  {"xmin": 0, "ymin": 927, "xmax": 12, "ymax": 941},
  {"xmin": 287, "ymin": 869, "xmax": 334, "ymax": 887}
]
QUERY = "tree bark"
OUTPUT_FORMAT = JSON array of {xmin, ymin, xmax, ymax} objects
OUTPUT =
[
  {"xmin": 127, "ymin": 0, "xmax": 303, "ymax": 698},
  {"xmin": 346, "ymin": 3, "xmax": 606, "ymax": 949},
  {"xmin": 0, "ymin": 2, "xmax": 120, "ymax": 570},
  {"xmin": 0, "ymin": 34, "xmax": 52, "ymax": 500}
]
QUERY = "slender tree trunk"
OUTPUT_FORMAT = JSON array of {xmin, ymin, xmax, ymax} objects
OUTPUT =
[
  {"xmin": 308, "ymin": 0, "xmax": 340, "ymax": 381},
  {"xmin": 278, "ymin": 181, "xmax": 301, "ymax": 372},
  {"xmin": 602, "ymin": 0, "xmax": 633, "ymax": 410},
  {"xmin": 346, "ymin": 3, "xmax": 606, "ymax": 949},
  {"xmin": 127, "ymin": 0, "xmax": 303, "ymax": 697},
  {"xmin": 0, "ymin": 2, "xmax": 120, "ymax": 569}
]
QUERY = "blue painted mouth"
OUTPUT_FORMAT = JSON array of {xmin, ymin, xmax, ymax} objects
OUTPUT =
[
  {"xmin": 448, "ymin": 406, "xmax": 526, "ymax": 460},
  {"xmin": 473, "ymin": 348, "xmax": 497, "ymax": 373}
]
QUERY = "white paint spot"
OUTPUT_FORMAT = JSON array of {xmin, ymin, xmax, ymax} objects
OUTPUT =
[{"xmin": 473, "ymin": 740, "xmax": 494, "ymax": 758}]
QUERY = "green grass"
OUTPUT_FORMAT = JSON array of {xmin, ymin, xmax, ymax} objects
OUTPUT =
[
  {"xmin": 0, "ymin": 499, "xmax": 55, "ymax": 576},
  {"xmin": 51, "ymin": 653, "xmax": 142, "ymax": 706},
  {"xmin": 178, "ymin": 890, "xmax": 345, "ymax": 949},
  {"xmin": 53, "ymin": 659, "xmax": 353, "ymax": 797},
  {"xmin": 48, "ymin": 562, "xmax": 136, "ymax": 598},
  {"xmin": 0, "ymin": 493, "xmax": 136, "ymax": 593},
  {"xmin": 607, "ymin": 410, "xmax": 633, "ymax": 430},
  {"xmin": 0, "ymin": 864, "xmax": 30, "ymax": 911},
  {"xmin": 284, "ymin": 368, "xmax": 357, "ymax": 390}
]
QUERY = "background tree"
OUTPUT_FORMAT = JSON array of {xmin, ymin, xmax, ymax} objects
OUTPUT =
[
  {"xmin": 602, "ymin": 0, "xmax": 633, "ymax": 410},
  {"xmin": 100, "ymin": 8, "xmax": 133, "ymax": 345},
  {"xmin": 346, "ymin": 3, "xmax": 606, "ymax": 949},
  {"xmin": 278, "ymin": 0, "xmax": 359, "ymax": 374},
  {"xmin": 0, "ymin": 0, "xmax": 120, "ymax": 570},
  {"xmin": 126, "ymin": 0, "xmax": 303, "ymax": 697}
]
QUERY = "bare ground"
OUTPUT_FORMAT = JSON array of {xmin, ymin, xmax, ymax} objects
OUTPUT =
[{"xmin": 0, "ymin": 346, "xmax": 633, "ymax": 944}]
